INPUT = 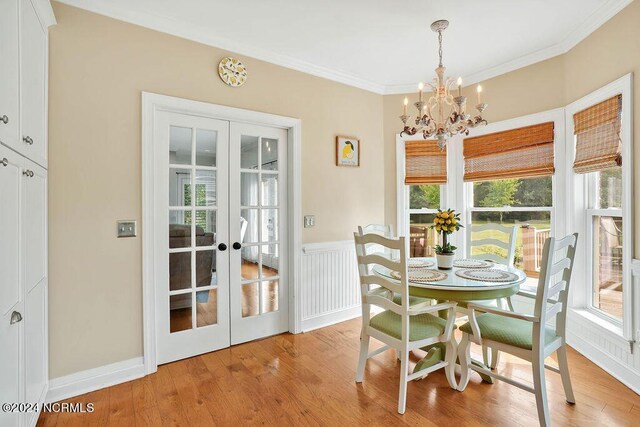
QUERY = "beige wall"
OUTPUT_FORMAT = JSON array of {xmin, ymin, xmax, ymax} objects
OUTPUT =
[
  {"xmin": 48, "ymin": 2, "xmax": 384, "ymax": 377},
  {"xmin": 383, "ymin": 1, "xmax": 640, "ymax": 252},
  {"xmin": 49, "ymin": 0, "xmax": 640, "ymax": 379}
]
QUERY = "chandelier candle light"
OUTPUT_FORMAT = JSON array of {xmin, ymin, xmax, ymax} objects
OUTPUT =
[{"xmin": 400, "ymin": 20, "xmax": 488, "ymax": 150}]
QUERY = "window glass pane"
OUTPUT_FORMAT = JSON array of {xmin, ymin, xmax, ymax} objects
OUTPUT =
[
  {"xmin": 596, "ymin": 168, "xmax": 622, "ymax": 209},
  {"xmin": 195, "ymin": 129, "xmax": 217, "ymax": 167},
  {"xmin": 470, "ymin": 211, "xmax": 551, "ymax": 288},
  {"xmin": 408, "ymin": 213, "xmax": 437, "ymax": 257},
  {"xmin": 592, "ymin": 216, "xmax": 623, "ymax": 320},
  {"xmin": 261, "ymin": 174, "xmax": 278, "ymax": 206},
  {"xmin": 241, "ymin": 172, "xmax": 259, "ymax": 206},
  {"xmin": 169, "ymin": 169, "xmax": 191, "ymax": 207},
  {"xmin": 409, "ymin": 185, "xmax": 440, "ymax": 210},
  {"xmin": 241, "ymin": 135, "xmax": 259, "ymax": 169},
  {"xmin": 195, "ymin": 210, "xmax": 216, "ymax": 247},
  {"xmin": 194, "ymin": 170, "xmax": 216, "ymax": 207},
  {"xmin": 473, "ymin": 176, "xmax": 552, "ymax": 208},
  {"xmin": 196, "ymin": 250, "xmax": 215, "ymax": 288},
  {"xmin": 196, "ymin": 289, "xmax": 217, "ymax": 327},
  {"xmin": 261, "ymin": 138, "xmax": 278, "ymax": 170},
  {"xmin": 241, "ymin": 209, "xmax": 259, "ymax": 244},
  {"xmin": 169, "ymin": 126, "xmax": 192, "ymax": 165},
  {"xmin": 262, "ymin": 280, "xmax": 279, "ymax": 313},
  {"xmin": 169, "ymin": 252, "xmax": 191, "ymax": 291},
  {"xmin": 170, "ymin": 294, "xmax": 192, "ymax": 332},
  {"xmin": 169, "ymin": 211, "xmax": 192, "ymax": 249},
  {"xmin": 242, "ymin": 283, "xmax": 259, "ymax": 318},
  {"xmin": 261, "ymin": 244, "xmax": 279, "ymax": 277},
  {"xmin": 262, "ymin": 209, "xmax": 278, "ymax": 242},
  {"xmin": 241, "ymin": 246, "xmax": 260, "ymax": 280}
]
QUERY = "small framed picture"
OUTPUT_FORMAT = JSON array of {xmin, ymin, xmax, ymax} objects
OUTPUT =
[{"xmin": 335, "ymin": 136, "xmax": 360, "ymax": 167}]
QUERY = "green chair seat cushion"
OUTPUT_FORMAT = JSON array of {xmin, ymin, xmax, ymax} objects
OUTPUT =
[
  {"xmin": 458, "ymin": 299, "xmax": 502, "ymax": 309},
  {"xmin": 370, "ymin": 287, "xmax": 429, "ymax": 306},
  {"xmin": 369, "ymin": 310, "xmax": 447, "ymax": 341},
  {"xmin": 459, "ymin": 313, "xmax": 557, "ymax": 350}
]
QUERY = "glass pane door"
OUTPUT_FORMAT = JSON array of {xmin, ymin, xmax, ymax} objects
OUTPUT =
[
  {"xmin": 229, "ymin": 123, "xmax": 288, "ymax": 344},
  {"xmin": 156, "ymin": 111, "xmax": 230, "ymax": 364}
]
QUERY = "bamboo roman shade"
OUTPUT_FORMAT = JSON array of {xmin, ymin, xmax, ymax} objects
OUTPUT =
[
  {"xmin": 463, "ymin": 122, "xmax": 555, "ymax": 182},
  {"xmin": 404, "ymin": 140, "xmax": 447, "ymax": 185},
  {"xmin": 573, "ymin": 95, "xmax": 622, "ymax": 174}
]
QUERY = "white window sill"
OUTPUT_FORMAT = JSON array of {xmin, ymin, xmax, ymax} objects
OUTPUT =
[{"xmin": 568, "ymin": 308, "xmax": 629, "ymax": 349}]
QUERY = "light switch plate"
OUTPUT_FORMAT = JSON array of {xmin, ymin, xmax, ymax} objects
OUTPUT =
[
  {"xmin": 304, "ymin": 215, "xmax": 315, "ymax": 228},
  {"xmin": 117, "ymin": 220, "xmax": 137, "ymax": 238}
]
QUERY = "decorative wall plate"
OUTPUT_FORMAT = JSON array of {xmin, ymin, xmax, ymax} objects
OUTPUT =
[
  {"xmin": 408, "ymin": 259, "xmax": 435, "ymax": 269},
  {"xmin": 453, "ymin": 259, "xmax": 494, "ymax": 269},
  {"xmin": 391, "ymin": 269, "xmax": 448, "ymax": 282},
  {"xmin": 455, "ymin": 268, "xmax": 519, "ymax": 282},
  {"xmin": 218, "ymin": 57, "xmax": 248, "ymax": 87}
]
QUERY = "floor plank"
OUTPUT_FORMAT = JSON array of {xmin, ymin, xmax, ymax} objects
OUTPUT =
[{"xmin": 38, "ymin": 319, "xmax": 640, "ymax": 426}]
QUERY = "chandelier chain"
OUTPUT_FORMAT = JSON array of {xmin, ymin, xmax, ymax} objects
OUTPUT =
[{"xmin": 438, "ymin": 30, "xmax": 443, "ymax": 67}]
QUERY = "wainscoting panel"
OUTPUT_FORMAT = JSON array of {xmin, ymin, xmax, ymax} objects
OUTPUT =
[
  {"xmin": 300, "ymin": 241, "xmax": 361, "ymax": 331},
  {"xmin": 566, "ymin": 259, "xmax": 640, "ymax": 394}
]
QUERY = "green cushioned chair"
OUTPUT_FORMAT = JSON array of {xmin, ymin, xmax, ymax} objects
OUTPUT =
[
  {"xmin": 353, "ymin": 230, "xmax": 458, "ymax": 415},
  {"xmin": 457, "ymin": 233, "xmax": 579, "ymax": 427}
]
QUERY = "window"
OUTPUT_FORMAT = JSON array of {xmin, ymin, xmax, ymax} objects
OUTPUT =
[
  {"xmin": 573, "ymin": 94, "xmax": 626, "ymax": 323},
  {"xmin": 408, "ymin": 184, "xmax": 443, "ymax": 257},
  {"xmin": 401, "ymin": 139, "xmax": 447, "ymax": 257},
  {"xmin": 587, "ymin": 169, "xmax": 623, "ymax": 320},
  {"xmin": 468, "ymin": 176, "xmax": 553, "ymax": 288}
]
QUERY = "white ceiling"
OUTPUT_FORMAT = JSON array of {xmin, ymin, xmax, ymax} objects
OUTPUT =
[{"xmin": 59, "ymin": 0, "xmax": 632, "ymax": 94}]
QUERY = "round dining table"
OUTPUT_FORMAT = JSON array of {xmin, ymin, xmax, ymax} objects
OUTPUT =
[{"xmin": 373, "ymin": 257, "xmax": 527, "ymax": 382}]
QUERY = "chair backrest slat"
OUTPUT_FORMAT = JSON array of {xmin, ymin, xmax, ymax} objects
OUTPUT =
[
  {"xmin": 468, "ymin": 223, "xmax": 517, "ymax": 267},
  {"xmin": 354, "ymin": 230, "xmax": 410, "ymax": 317},
  {"xmin": 534, "ymin": 233, "xmax": 578, "ymax": 345}
]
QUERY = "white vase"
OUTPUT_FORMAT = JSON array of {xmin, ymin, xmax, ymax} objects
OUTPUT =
[{"xmin": 436, "ymin": 252, "xmax": 455, "ymax": 270}]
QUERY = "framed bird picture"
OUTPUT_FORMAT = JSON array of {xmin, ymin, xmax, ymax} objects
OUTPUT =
[{"xmin": 335, "ymin": 136, "xmax": 360, "ymax": 167}]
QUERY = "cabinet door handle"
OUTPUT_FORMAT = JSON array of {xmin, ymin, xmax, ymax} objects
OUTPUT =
[
  {"xmin": 0, "ymin": 115, "xmax": 8, "ymax": 124},
  {"xmin": 218, "ymin": 243, "xmax": 227, "ymax": 251},
  {"xmin": 10, "ymin": 311, "xmax": 22, "ymax": 325},
  {"xmin": 23, "ymin": 136, "xmax": 33, "ymax": 145},
  {"xmin": 23, "ymin": 170, "xmax": 34, "ymax": 177},
  {"xmin": 233, "ymin": 242, "xmax": 242, "ymax": 250},
  {"xmin": 0, "ymin": 158, "xmax": 7, "ymax": 167}
]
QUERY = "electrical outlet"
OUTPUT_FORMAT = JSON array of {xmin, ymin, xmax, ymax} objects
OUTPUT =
[
  {"xmin": 117, "ymin": 220, "xmax": 137, "ymax": 238},
  {"xmin": 304, "ymin": 215, "xmax": 315, "ymax": 228}
]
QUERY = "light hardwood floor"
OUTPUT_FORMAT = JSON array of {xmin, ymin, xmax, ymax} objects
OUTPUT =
[{"xmin": 38, "ymin": 318, "xmax": 640, "ymax": 426}]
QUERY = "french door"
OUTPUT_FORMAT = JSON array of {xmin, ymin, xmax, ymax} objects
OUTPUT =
[{"xmin": 155, "ymin": 112, "xmax": 288, "ymax": 364}]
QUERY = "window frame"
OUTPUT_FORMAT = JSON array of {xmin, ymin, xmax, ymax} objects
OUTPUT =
[
  {"xmin": 566, "ymin": 74, "xmax": 634, "ymax": 341},
  {"xmin": 396, "ymin": 135, "xmax": 448, "ymax": 240}
]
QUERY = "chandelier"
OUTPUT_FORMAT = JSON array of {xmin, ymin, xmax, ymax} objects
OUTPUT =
[{"xmin": 400, "ymin": 20, "xmax": 488, "ymax": 150}]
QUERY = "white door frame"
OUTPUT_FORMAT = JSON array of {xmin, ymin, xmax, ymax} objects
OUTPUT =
[{"xmin": 141, "ymin": 92, "xmax": 302, "ymax": 374}]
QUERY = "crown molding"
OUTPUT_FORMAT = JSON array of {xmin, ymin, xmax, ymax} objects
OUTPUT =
[
  {"xmin": 57, "ymin": 0, "xmax": 631, "ymax": 96},
  {"xmin": 56, "ymin": 0, "xmax": 385, "ymax": 94},
  {"xmin": 384, "ymin": 0, "xmax": 633, "ymax": 95}
]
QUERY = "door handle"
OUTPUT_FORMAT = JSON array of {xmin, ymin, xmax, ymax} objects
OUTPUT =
[
  {"xmin": 233, "ymin": 242, "xmax": 242, "ymax": 250},
  {"xmin": 218, "ymin": 243, "xmax": 227, "ymax": 251},
  {"xmin": 0, "ymin": 158, "xmax": 7, "ymax": 167},
  {"xmin": 10, "ymin": 311, "xmax": 22, "ymax": 325},
  {"xmin": 23, "ymin": 136, "xmax": 33, "ymax": 145},
  {"xmin": 0, "ymin": 115, "xmax": 8, "ymax": 124}
]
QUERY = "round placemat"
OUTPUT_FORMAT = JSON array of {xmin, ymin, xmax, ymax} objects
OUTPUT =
[
  {"xmin": 455, "ymin": 268, "xmax": 519, "ymax": 282},
  {"xmin": 453, "ymin": 259, "xmax": 494, "ymax": 269},
  {"xmin": 408, "ymin": 259, "xmax": 435, "ymax": 269},
  {"xmin": 391, "ymin": 269, "xmax": 448, "ymax": 282}
]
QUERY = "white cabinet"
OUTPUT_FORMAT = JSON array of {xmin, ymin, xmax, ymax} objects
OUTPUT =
[
  {"xmin": 0, "ymin": 0, "xmax": 20, "ymax": 148},
  {"xmin": 0, "ymin": 146, "xmax": 22, "ymax": 316},
  {"xmin": 0, "ymin": 303, "xmax": 24, "ymax": 427},
  {"xmin": 22, "ymin": 161, "xmax": 47, "ymax": 294},
  {"xmin": 20, "ymin": 0, "xmax": 48, "ymax": 167},
  {"xmin": 0, "ymin": 1, "xmax": 54, "ymax": 426}
]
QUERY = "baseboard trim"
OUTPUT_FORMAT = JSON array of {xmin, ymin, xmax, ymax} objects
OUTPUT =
[
  {"xmin": 567, "ymin": 332, "xmax": 640, "ymax": 395},
  {"xmin": 46, "ymin": 357, "xmax": 145, "ymax": 403},
  {"xmin": 301, "ymin": 306, "xmax": 361, "ymax": 332}
]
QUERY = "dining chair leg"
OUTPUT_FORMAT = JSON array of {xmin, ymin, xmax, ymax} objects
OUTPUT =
[
  {"xmin": 444, "ymin": 339, "xmax": 457, "ymax": 389},
  {"xmin": 532, "ymin": 351, "xmax": 551, "ymax": 427},
  {"xmin": 457, "ymin": 334, "xmax": 471, "ymax": 391},
  {"xmin": 557, "ymin": 345, "xmax": 575, "ymax": 404},
  {"xmin": 397, "ymin": 350, "xmax": 402, "ymax": 361},
  {"xmin": 489, "ymin": 348, "xmax": 501, "ymax": 369},
  {"xmin": 398, "ymin": 349, "xmax": 409, "ymax": 414},
  {"xmin": 355, "ymin": 332, "xmax": 370, "ymax": 383},
  {"xmin": 482, "ymin": 345, "xmax": 490, "ymax": 367}
]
